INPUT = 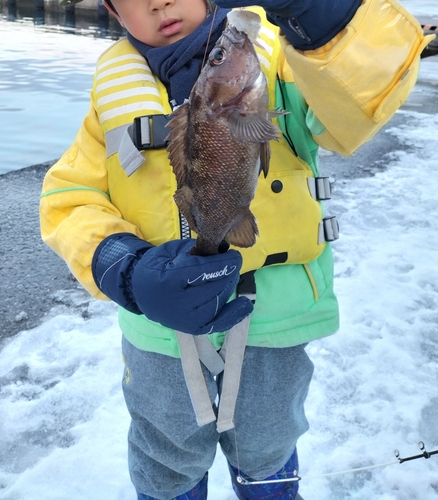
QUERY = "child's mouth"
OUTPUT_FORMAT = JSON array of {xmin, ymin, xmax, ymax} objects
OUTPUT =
[{"xmin": 159, "ymin": 18, "xmax": 182, "ymax": 37}]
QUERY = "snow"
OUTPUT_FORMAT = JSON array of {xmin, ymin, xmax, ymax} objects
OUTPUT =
[
  {"xmin": 3, "ymin": 100, "xmax": 438, "ymax": 499},
  {"xmin": 299, "ymin": 106, "xmax": 438, "ymax": 499},
  {"xmin": 1, "ymin": 2, "xmax": 438, "ymax": 499}
]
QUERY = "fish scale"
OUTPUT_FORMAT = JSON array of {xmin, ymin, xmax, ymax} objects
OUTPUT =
[{"xmin": 166, "ymin": 11, "xmax": 286, "ymax": 256}]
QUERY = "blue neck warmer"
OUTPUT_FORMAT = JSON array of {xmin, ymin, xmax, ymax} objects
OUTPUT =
[{"xmin": 127, "ymin": 9, "xmax": 230, "ymax": 106}]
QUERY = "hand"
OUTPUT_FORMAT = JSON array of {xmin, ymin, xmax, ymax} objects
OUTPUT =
[
  {"xmin": 131, "ymin": 239, "xmax": 253, "ymax": 335},
  {"xmin": 92, "ymin": 234, "xmax": 253, "ymax": 335},
  {"xmin": 213, "ymin": 0, "xmax": 361, "ymax": 51},
  {"xmin": 213, "ymin": 0, "xmax": 307, "ymax": 17}
]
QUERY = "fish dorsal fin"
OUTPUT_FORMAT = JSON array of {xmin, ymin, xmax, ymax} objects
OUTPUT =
[
  {"xmin": 225, "ymin": 208, "xmax": 258, "ymax": 248},
  {"xmin": 228, "ymin": 109, "xmax": 281, "ymax": 143},
  {"xmin": 166, "ymin": 103, "xmax": 190, "ymax": 186}
]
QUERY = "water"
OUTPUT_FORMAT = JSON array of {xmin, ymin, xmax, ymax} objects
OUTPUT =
[
  {"xmin": 0, "ymin": 0, "xmax": 125, "ymax": 35},
  {"xmin": 0, "ymin": 0, "xmax": 124, "ymax": 174},
  {"xmin": 0, "ymin": 0, "xmax": 436, "ymax": 175},
  {"xmin": 0, "ymin": 20, "xmax": 115, "ymax": 173}
]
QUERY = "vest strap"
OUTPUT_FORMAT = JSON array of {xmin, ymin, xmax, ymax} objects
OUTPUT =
[
  {"xmin": 105, "ymin": 124, "xmax": 127, "ymax": 158},
  {"xmin": 176, "ymin": 314, "xmax": 251, "ymax": 432},
  {"xmin": 176, "ymin": 331, "xmax": 217, "ymax": 427},
  {"xmin": 216, "ymin": 315, "xmax": 250, "ymax": 433},
  {"xmin": 119, "ymin": 124, "xmax": 147, "ymax": 176},
  {"xmin": 194, "ymin": 336, "xmax": 225, "ymax": 376},
  {"xmin": 106, "ymin": 115, "xmax": 171, "ymax": 177},
  {"xmin": 104, "ymin": 123, "xmax": 148, "ymax": 177}
]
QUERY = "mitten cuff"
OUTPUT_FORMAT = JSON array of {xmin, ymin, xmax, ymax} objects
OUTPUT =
[
  {"xmin": 92, "ymin": 233, "xmax": 152, "ymax": 314},
  {"xmin": 267, "ymin": 0, "xmax": 362, "ymax": 50}
]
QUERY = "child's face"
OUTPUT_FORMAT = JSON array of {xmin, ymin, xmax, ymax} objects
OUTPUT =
[{"xmin": 109, "ymin": 0, "xmax": 208, "ymax": 47}]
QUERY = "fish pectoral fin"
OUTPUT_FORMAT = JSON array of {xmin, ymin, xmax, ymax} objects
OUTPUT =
[
  {"xmin": 174, "ymin": 187, "xmax": 198, "ymax": 233},
  {"xmin": 166, "ymin": 103, "xmax": 190, "ymax": 186},
  {"xmin": 225, "ymin": 209, "xmax": 258, "ymax": 248},
  {"xmin": 229, "ymin": 110, "xmax": 281, "ymax": 143}
]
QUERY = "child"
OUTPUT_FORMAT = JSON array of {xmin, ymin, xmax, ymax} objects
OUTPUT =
[{"xmin": 40, "ymin": 0, "xmax": 431, "ymax": 498}]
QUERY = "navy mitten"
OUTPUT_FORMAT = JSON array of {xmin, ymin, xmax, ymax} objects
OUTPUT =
[
  {"xmin": 213, "ymin": 0, "xmax": 308, "ymax": 16},
  {"xmin": 92, "ymin": 233, "xmax": 253, "ymax": 335},
  {"xmin": 213, "ymin": 0, "xmax": 362, "ymax": 50}
]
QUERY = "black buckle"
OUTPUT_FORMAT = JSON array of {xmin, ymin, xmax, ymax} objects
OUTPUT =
[
  {"xmin": 308, "ymin": 177, "xmax": 332, "ymax": 201},
  {"xmin": 236, "ymin": 254, "xmax": 288, "ymax": 304},
  {"xmin": 323, "ymin": 216, "xmax": 339, "ymax": 242},
  {"xmin": 237, "ymin": 271, "xmax": 256, "ymax": 304},
  {"xmin": 315, "ymin": 177, "xmax": 332, "ymax": 200},
  {"xmin": 133, "ymin": 114, "xmax": 171, "ymax": 150}
]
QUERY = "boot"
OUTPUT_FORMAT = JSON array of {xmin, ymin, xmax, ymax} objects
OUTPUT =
[
  {"xmin": 228, "ymin": 449, "xmax": 302, "ymax": 499},
  {"xmin": 137, "ymin": 473, "xmax": 208, "ymax": 500}
]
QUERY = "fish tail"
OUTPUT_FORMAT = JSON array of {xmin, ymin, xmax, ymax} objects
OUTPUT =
[{"xmin": 225, "ymin": 209, "xmax": 258, "ymax": 248}]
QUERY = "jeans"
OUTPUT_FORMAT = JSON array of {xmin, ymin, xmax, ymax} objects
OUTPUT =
[{"xmin": 122, "ymin": 336, "xmax": 314, "ymax": 500}]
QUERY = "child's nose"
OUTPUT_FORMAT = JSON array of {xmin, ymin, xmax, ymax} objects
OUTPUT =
[{"xmin": 149, "ymin": 0, "xmax": 175, "ymax": 13}]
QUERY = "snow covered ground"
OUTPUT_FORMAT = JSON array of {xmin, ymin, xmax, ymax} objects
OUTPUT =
[{"xmin": 1, "ymin": 2, "xmax": 438, "ymax": 499}]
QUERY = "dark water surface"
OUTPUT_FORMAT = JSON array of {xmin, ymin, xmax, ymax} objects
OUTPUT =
[
  {"xmin": 0, "ymin": 0, "xmax": 124, "ymax": 38},
  {"xmin": 0, "ymin": 0, "xmax": 125, "ymax": 173}
]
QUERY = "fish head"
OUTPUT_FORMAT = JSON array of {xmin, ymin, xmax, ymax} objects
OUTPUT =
[{"xmin": 194, "ymin": 23, "xmax": 267, "ymax": 112}]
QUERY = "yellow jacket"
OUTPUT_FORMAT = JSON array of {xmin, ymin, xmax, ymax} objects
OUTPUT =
[{"xmin": 40, "ymin": 0, "xmax": 431, "ymax": 355}]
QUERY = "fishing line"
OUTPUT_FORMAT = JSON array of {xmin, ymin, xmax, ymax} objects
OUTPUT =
[
  {"xmin": 233, "ymin": 426, "xmax": 242, "ymax": 477},
  {"xmin": 201, "ymin": 6, "xmax": 245, "ymax": 68},
  {"xmin": 202, "ymin": 5, "xmax": 218, "ymax": 68},
  {"xmin": 196, "ymin": 4, "xmax": 437, "ymax": 490},
  {"xmin": 236, "ymin": 442, "xmax": 438, "ymax": 486},
  {"xmin": 237, "ymin": 460, "xmax": 398, "ymax": 485}
]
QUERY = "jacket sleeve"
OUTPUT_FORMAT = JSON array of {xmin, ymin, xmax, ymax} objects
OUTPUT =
[
  {"xmin": 279, "ymin": 0, "xmax": 435, "ymax": 155},
  {"xmin": 39, "ymin": 98, "xmax": 144, "ymax": 300}
]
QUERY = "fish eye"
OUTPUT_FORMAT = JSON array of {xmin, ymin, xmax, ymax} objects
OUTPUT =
[{"xmin": 210, "ymin": 47, "xmax": 226, "ymax": 65}]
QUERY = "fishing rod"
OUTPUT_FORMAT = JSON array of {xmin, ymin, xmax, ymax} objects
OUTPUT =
[{"xmin": 237, "ymin": 441, "xmax": 438, "ymax": 486}]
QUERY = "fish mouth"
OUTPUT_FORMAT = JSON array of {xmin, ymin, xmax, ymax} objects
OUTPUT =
[{"xmin": 222, "ymin": 26, "xmax": 247, "ymax": 49}]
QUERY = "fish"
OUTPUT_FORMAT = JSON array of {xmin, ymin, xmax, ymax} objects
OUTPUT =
[{"xmin": 166, "ymin": 10, "xmax": 285, "ymax": 256}]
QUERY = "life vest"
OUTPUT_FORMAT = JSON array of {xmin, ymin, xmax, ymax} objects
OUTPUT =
[{"xmin": 93, "ymin": 9, "xmax": 337, "ymax": 276}]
